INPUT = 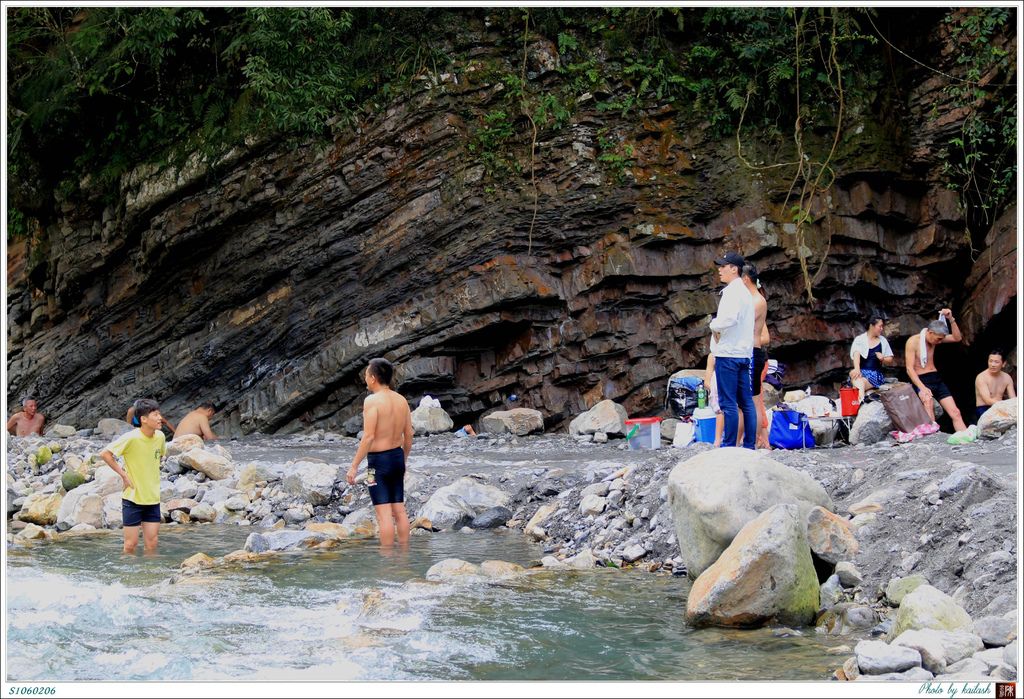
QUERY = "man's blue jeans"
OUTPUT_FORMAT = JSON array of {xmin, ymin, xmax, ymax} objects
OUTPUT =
[{"xmin": 715, "ymin": 356, "xmax": 757, "ymax": 449}]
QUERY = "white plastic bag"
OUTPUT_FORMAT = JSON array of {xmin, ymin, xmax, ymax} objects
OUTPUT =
[
  {"xmin": 674, "ymin": 420, "xmax": 695, "ymax": 448},
  {"xmin": 418, "ymin": 395, "xmax": 442, "ymax": 409}
]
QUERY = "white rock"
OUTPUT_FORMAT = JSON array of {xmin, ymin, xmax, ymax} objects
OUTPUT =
[
  {"xmin": 480, "ymin": 408, "xmax": 544, "ymax": 436},
  {"xmin": 180, "ymin": 448, "xmax": 234, "ymax": 481},
  {"xmin": 580, "ymin": 494, "xmax": 607, "ymax": 516},
  {"xmin": 978, "ymin": 398, "xmax": 1017, "ymax": 439},
  {"xmin": 96, "ymin": 418, "xmax": 132, "ymax": 439},
  {"xmin": 855, "ymin": 639, "xmax": 922, "ymax": 675},
  {"xmin": 415, "ymin": 477, "xmax": 510, "ymax": 530},
  {"xmin": 166, "ymin": 434, "xmax": 204, "ymax": 456},
  {"xmin": 568, "ymin": 400, "xmax": 628, "ymax": 436},
  {"xmin": 621, "ymin": 544, "xmax": 646, "ymax": 563},
  {"xmin": 281, "ymin": 460, "xmax": 339, "ymax": 506},
  {"xmin": 666, "ymin": 448, "xmax": 833, "ymax": 579},
  {"xmin": 411, "ymin": 405, "xmax": 454, "ymax": 435}
]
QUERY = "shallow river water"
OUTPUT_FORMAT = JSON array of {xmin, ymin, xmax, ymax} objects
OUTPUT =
[{"xmin": 7, "ymin": 437, "xmax": 858, "ymax": 682}]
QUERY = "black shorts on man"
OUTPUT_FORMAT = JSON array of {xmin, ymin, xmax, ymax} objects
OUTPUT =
[
  {"xmin": 751, "ymin": 347, "xmax": 767, "ymax": 395},
  {"xmin": 913, "ymin": 372, "xmax": 952, "ymax": 402},
  {"xmin": 367, "ymin": 446, "xmax": 405, "ymax": 506},
  {"xmin": 122, "ymin": 499, "xmax": 161, "ymax": 527}
]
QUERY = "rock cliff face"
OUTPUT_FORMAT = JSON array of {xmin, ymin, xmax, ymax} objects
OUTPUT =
[{"xmin": 6, "ymin": 17, "xmax": 1016, "ymax": 435}]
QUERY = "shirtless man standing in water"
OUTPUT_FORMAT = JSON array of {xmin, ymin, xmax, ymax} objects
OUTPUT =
[{"xmin": 347, "ymin": 358, "xmax": 414, "ymax": 546}]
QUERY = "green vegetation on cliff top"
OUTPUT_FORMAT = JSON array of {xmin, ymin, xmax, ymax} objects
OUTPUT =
[{"xmin": 6, "ymin": 7, "xmax": 1015, "ymax": 242}]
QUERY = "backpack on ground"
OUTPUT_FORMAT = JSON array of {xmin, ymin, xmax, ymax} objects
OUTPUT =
[{"xmin": 666, "ymin": 376, "xmax": 704, "ymax": 418}]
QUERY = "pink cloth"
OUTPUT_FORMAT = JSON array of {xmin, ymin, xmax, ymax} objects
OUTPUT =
[{"xmin": 890, "ymin": 421, "xmax": 940, "ymax": 443}]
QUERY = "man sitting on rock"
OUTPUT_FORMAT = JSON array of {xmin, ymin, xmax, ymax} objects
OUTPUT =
[
  {"xmin": 173, "ymin": 403, "xmax": 218, "ymax": 440},
  {"xmin": 454, "ymin": 424, "xmax": 477, "ymax": 438},
  {"xmin": 904, "ymin": 309, "xmax": 973, "ymax": 443},
  {"xmin": 974, "ymin": 348, "xmax": 1015, "ymax": 423},
  {"xmin": 6, "ymin": 397, "xmax": 45, "ymax": 436}
]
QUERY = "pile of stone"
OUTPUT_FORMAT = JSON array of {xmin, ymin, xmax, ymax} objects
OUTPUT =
[{"xmin": 835, "ymin": 583, "xmax": 1017, "ymax": 681}]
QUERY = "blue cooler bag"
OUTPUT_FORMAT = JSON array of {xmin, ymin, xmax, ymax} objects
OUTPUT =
[{"xmin": 769, "ymin": 410, "xmax": 813, "ymax": 449}]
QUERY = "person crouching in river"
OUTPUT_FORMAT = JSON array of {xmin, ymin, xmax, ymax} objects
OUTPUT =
[{"xmin": 346, "ymin": 358, "xmax": 413, "ymax": 547}]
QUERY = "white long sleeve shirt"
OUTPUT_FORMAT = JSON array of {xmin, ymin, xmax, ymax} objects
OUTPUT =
[{"xmin": 709, "ymin": 278, "xmax": 755, "ymax": 359}]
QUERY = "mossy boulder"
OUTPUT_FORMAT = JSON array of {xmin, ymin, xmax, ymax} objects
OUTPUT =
[
  {"xmin": 61, "ymin": 471, "xmax": 87, "ymax": 492},
  {"xmin": 892, "ymin": 585, "xmax": 973, "ymax": 638},
  {"xmin": 685, "ymin": 504, "xmax": 820, "ymax": 628}
]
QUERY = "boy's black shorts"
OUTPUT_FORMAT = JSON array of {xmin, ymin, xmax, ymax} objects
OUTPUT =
[{"xmin": 122, "ymin": 499, "xmax": 161, "ymax": 527}]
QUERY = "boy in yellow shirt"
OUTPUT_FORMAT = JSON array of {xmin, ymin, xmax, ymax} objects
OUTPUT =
[{"xmin": 100, "ymin": 399, "xmax": 167, "ymax": 554}]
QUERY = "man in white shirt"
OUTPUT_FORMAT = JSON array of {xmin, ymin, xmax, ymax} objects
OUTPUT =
[{"xmin": 709, "ymin": 251, "xmax": 757, "ymax": 449}]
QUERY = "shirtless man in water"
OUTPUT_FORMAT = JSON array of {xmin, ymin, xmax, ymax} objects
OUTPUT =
[
  {"xmin": 7, "ymin": 398, "xmax": 45, "ymax": 436},
  {"xmin": 173, "ymin": 403, "xmax": 218, "ymax": 440},
  {"xmin": 905, "ymin": 309, "xmax": 969, "ymax": 437},
  {"xmin": 974, "ymin": 348, "xmax": 1015, "ymax": 422},
  {"xmin": 346, "ymin": 358, "xmax": 414, "ymax": 546}
]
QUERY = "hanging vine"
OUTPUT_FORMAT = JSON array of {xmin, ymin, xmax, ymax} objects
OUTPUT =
[{"xmin": 734, "ymin": 8, "xmax": 854, "ymax": 304}]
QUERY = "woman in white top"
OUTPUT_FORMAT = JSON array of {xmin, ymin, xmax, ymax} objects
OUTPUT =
[{"xmin": 850, "ymin": 315, "xmax": 895, "ymax": 401}]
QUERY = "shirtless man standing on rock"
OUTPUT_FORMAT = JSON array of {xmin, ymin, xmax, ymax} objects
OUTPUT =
[
  {"xmin": 7, "ymin": 397, "xmax": 45, "ymax": 436},
  {"xmin": 173, "ymin": 403, "xmax": 218, "ymax": 440},
  {"xmin": 347, "ymin": 358, "xmax": 414, "ymax": 547}
]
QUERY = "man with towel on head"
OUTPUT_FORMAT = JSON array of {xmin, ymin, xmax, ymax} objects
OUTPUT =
[{"xmin": 904, "ymin": 308, "xmax": 975, "ymax": 444}]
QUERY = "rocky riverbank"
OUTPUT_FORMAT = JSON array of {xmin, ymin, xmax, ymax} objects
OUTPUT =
[{"xmin": 6, "ymin": 410, "xmax": 1019, "ymax": 682}]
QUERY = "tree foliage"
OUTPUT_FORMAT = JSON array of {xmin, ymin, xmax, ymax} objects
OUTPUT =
[{"xmin": 6, "ymin": 6, "xmax": 1016, "ymax": 244}]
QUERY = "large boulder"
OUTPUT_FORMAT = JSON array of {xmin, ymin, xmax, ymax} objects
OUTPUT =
[
  {"xmin": 978, "ymin": 398, "xmax": 1017, "ymax": 439},
  {"xmin": 281, "ymin": 460, "xmax": 340, "ymax": 506},
  {"xmin": 236, "ymin": 463, "xmax": 275, "ymax": 493},
  {"xmin": 469, "ymin": 506, "xmax": 513, "ymax": 529},
  {"xmin": 411, "ymin": 405, "xmax": 454, "ymax": 435},
  {"xmin": 44, "ymin": 424, "xmax": 77, "ymax": 439},
  {"xmin": 667, "ymin": 448, "xmax": 834, "ymax": 579},
  {"xmin": 568, "ymin": 400, "xmax": 628, "ymax": 436},
  {"xmin": 96, "ymin": 418, "xmax": 133, "ymax": 439},
  {"xmin": 16, "ymin": 492, "xmax": 64, "ymax": 526},
  {"xmin": 848, "ymin": 402, "xmax": 894, "ymax": 446},
  {"xmin": 892, "ymin": 630, "xmax": 985, "ymax": 675},
  {"xmin": 414, "ymin": 477, "xmax": 511, "ymax": 531},
  {"xmin": 855, "ymin": 639, "xmax": 923, "ymax": 675},
  {"xmin": 806, "ymin": 506, "xmax": 859, "ymax": 565},
  {"xmin": 892, "ymin": 585, "xmax": 974, "ymax": 638},
  {"xmin": 886, "ymin": 575, "xmax": 929, "ymax": 606},
  {"xmin": 61, "ymin": 493, "xmax": 105, "ymax": 530},
  {"xmin": 243, "ymin": 530, "xmax": 327, "ymax": 553},
  {"xmin": 481, "ymin": 408, "xmax": 545, "ymax": 436},
  {"xmin": 102, "ymin": 492, "xmax": 124, "ymax": 527},
  {"xmin": 684, "ymin": 504, "xmax": 820, "ymax": 628},
  {"xmin": 179, "ymin": 448, "xmax": 234, "ymax": 480},
  {"xmin": 55, "ymin": 466, "xmax": 123, "ymax": 530},
  {"xmin": 166, "ymin": 433, "xmax": 204, "ymax": 456}
]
